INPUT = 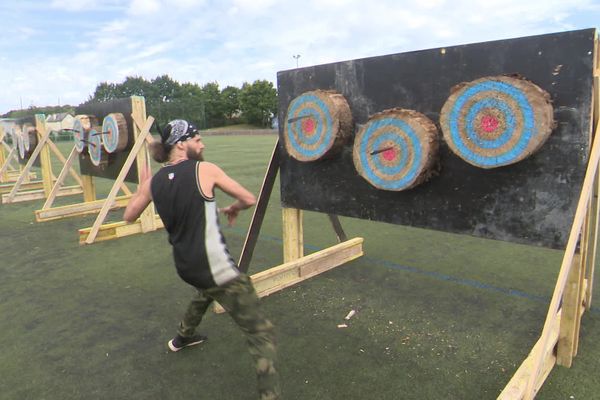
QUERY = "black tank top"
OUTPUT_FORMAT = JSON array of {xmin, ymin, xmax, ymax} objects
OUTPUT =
[{"xmin": 150, "ymin": 159, "xmax": 239, "ymax": 289}]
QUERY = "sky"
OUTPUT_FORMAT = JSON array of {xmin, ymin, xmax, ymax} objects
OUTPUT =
[{"xmin": 0, "ymin": 0, "xmax": 599, "ymax": 114}]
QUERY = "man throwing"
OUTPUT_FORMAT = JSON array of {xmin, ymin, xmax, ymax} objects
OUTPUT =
[{"xmin": 124, "ymin": 119, "xmax": 280, "ymax": 400}]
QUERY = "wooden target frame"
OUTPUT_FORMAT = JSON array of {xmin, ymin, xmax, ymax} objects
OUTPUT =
[
  {"xmin": 270, "ymin": 28, "xmax": 599, "ymax": 400},
  {"xmin": 1, "ymin": 115, "xmax": 84, "ymax": 204},
  {"xmin": 34, "ymin": 97, "xmax": 159, "ymax": 243}
]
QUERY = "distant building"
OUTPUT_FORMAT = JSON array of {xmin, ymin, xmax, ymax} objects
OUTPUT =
[{"xmin": 46, "ymin": 113, "xmax": 75, "ymax": 138}]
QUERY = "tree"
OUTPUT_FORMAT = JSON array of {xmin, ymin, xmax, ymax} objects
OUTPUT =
[
  {"xmin": 201, "ymin": 82, "xmax": 225, "ymax": 128},
  {"xmin": 221, "ymin": 86, "xmax": 241, "ymax": 123},
  {"xmin": 239, "ymin": 80, "xmax": 278, "ymax": 127}
]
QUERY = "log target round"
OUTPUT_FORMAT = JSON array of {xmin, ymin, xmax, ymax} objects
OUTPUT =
[
  {"xmin": 353, "ymin": 108, "xmax": 439, "ymax": 191},
  {"xmin": 440, "ymin": 75, "xmax": 554, "ymax": 168},
  {"xmin": 73, "ymin": 115, "xmax": 95, "ymax": 153},
  {"xmin": 21, "ymin": 123, "xmax": 34, "ymax": 151},
  {"xmin": 87, "ymin": 125, "xmax": 108, "ymax": 167},
  {"xmin": 15, "ymin": 126, "xmax": 25, "ymax": 159},
  {"xmin": 283, "ymin": 90, "xmax": 353, "ymax": 161},
  {"xmin": 101, "ymin": 113, "xmax": 128, "ymax": 153}
]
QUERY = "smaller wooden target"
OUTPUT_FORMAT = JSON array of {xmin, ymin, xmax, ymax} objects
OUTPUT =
[
  {"xmin": 21, "ymin": 123, "xmax": 34, "ymax": 151},
  {"xmin": 73, "ymin": 115, "xmax": 95, "ymax": 153},
  {"xmin": 353, "ymin": 108, "xmax": 439, "ymax": 191},
  {"xmin": 87, "ymin": 125, "xmax": 109, "ymax": 167},
  {"xmin": 15, "ymin": 127, "xmax": 25, "ymax": 159},
  {"xmin": 101, "ymin": 113, "xmax": 128, "ymax": 153},
  {"xmin": 440, "ymin": 75, "xmax": 554, "ymax": 168},
  {"xmin": 283, "ymin": 90, "xmax": 353, "ymax": 161}
]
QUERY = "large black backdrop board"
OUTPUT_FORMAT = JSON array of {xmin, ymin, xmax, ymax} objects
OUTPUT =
[
  {"xmin": 277, "ymin": 29, "xmax": 596, "ymax": 250},
  {"xmin": 75, "ymin": 97, "xmax": 138, "ymax": 184}
]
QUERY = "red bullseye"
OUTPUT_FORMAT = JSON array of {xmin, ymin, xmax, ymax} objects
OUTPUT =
[
  {"xmin": 481, "ymin": 115, "xmax": 499, "ymax": 132},
  {"xmin": 302, "ymin": 118, "xmax": 316, "ymax": 135},
  {"xmin": 382, "ymin": 148, "xmax": 397, "ymax": 161}
]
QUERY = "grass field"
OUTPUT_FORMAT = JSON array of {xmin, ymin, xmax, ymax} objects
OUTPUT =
[{"xmin": 1, "ymin": 135, "xmax": 599, "ymax": 399}]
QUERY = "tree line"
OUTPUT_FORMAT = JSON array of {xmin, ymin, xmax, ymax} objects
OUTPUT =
[{"xmin": 2, "ymin": 75, "xmax": 279, "ymax": 129}]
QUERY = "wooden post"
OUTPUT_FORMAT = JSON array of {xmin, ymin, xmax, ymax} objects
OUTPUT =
[
  {"xmin": 586, "ymin": 168, "xmax": 599, "ymax": 308},
  {"xmin": 41, "ymin": 146, "xmax": 79, "ymax": 210},
  {"xmin": 82, "ymin": 174, "xmax": 96, "ymax": 203},
  {"xmin": 131, "ymin": 96, "xmax": 155, "ymax": 233},
  {"xmin": 35, "ymin": 115, "xmax": 53, "ymax": 196},
  {"xmin": 282, "ymin": 207, "xmax": 303, "ymax": 263},
  {"xmin": 556, "ymin": 253, "xmax": 583, "ymax": 367}
]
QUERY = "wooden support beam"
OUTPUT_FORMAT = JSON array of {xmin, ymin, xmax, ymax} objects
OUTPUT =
[
  {"xmin": 36, "ymin": 194, "xmax": 131, "ymax": 222},
  {"xmin": 282, "ymin": 207, "xmax": 303, "ymax": 263},
  {"xmin": 498, "ymin": 310, "xmax": 561, "ymax": 400},
  {"xmin": 214, "ymin": 238, "xmax": 364, "ymax": 314},
  {"xmin": 78, "ymin": 215, "xmax": 164, "ymax": 244},
  {"xmin": 81, "ymin": 174, "xmax": 96, "ymax": 203},
  {"xmin": 36, "ymin": 115, "xmax": 54, "ymax": 196},
  {"xmin": 0, "ymin": 180, "xmax": 44, "ymax": 194},
  {"xmin": 2, "ymin": 185, "xmax": 82, "ymax": 204},
  {"xmin": 238, "ymin": 140, "xmax": 280, "ymax": 273},
  {"xmin": 557, "ymin": 254, "xmax": 583, "ymax": 367}
]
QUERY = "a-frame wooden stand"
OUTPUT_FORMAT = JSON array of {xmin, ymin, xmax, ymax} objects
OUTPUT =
[
  {"xmin": 498, "ymin": 79, "xmax": 600, "ymax": 398},
  {"xmin": 1, "ymin": 114, "xmax": 83, "ymax": 204},
  {"xmin": 214, "ymin": 139, "xmax": 364, "ymax": 313},
  {"xmin": 0, "ymin": 126, "xmax": 39, "ymax": 188},
  {"xmin": 33, "ymin": 131, "xmax": 136, "ymax": 222},
  {"xmin": 78, "ymin": 98, "xmax": 161, "ymax": 244}
]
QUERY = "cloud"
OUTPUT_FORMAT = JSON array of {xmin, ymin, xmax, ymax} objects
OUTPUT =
[{"xmin": 0, "ymin": 0, "xmax": 598, "ymax": 113}]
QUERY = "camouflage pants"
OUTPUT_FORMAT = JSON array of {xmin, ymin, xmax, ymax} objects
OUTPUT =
[{"xmin": 178, "ymin": 273, "xmax": 280, "ymax": 400}]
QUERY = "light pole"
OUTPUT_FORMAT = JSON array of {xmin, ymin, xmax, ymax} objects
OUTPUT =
[{"xmin": 292, "ymin": 54, "xmax": 301, "ymax": 68}]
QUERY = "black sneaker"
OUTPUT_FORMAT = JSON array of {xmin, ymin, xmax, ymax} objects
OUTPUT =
[{"xmin": 168, "ymin": 334, "xmax": 208, "ymax": 352}]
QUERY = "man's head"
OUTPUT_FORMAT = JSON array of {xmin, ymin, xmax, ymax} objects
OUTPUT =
[{"xmin": 151, "ymin": 119, "xmax": 205, "ymax": 163}]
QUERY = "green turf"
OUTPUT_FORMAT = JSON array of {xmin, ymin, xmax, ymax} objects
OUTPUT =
[{"xmin": 0, "ymin": 136, "xmax": 598, "ymax": 399}]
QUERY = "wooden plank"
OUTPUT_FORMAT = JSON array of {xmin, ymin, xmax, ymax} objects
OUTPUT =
[
  {"xmin": 282, "ymin": 207, "xmax": 303, "ymax": 263},
  {"xmin": 78, "ymin": 215, "xmax": 164, "ymax": 244},
  {"xmin": 35, "ymin": 194, "xmax": 131, "ymax": 222},
  {"xmin": 498, "ymin": 310, "xmax": 561, "ymax": 400},
  {"xmin": 2, "ymin": 185, "xmax": 82, "ymax": 204},
  {"xmin": 523, "ymin": 112, "xmax": 600, "ymax": 399},
  {"xmin": 82, "ymin": 115, "xmax": 154, "ymax": 244},
  {"xmin": 238, "ymin": 139, "xmax": 280, "ymax": 273},
  {"xmin": 214, "ymin": 238, "xmax": 364, "ymax": 313},
  {"xmin": 557, "ymin": 254, "xmax": 583, "ymax": 367},
  {"xmin": 0, "ymin": 180, "xmax": 44, "ymax": 194},
  {"xmin": 41, "ymin": 146, "xmax": 79, "ymax": 210}
]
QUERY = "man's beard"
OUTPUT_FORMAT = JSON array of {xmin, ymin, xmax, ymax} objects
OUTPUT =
[{"xmin": 186, "ymin": 147, "xmax": 204, "ymax": 161}]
